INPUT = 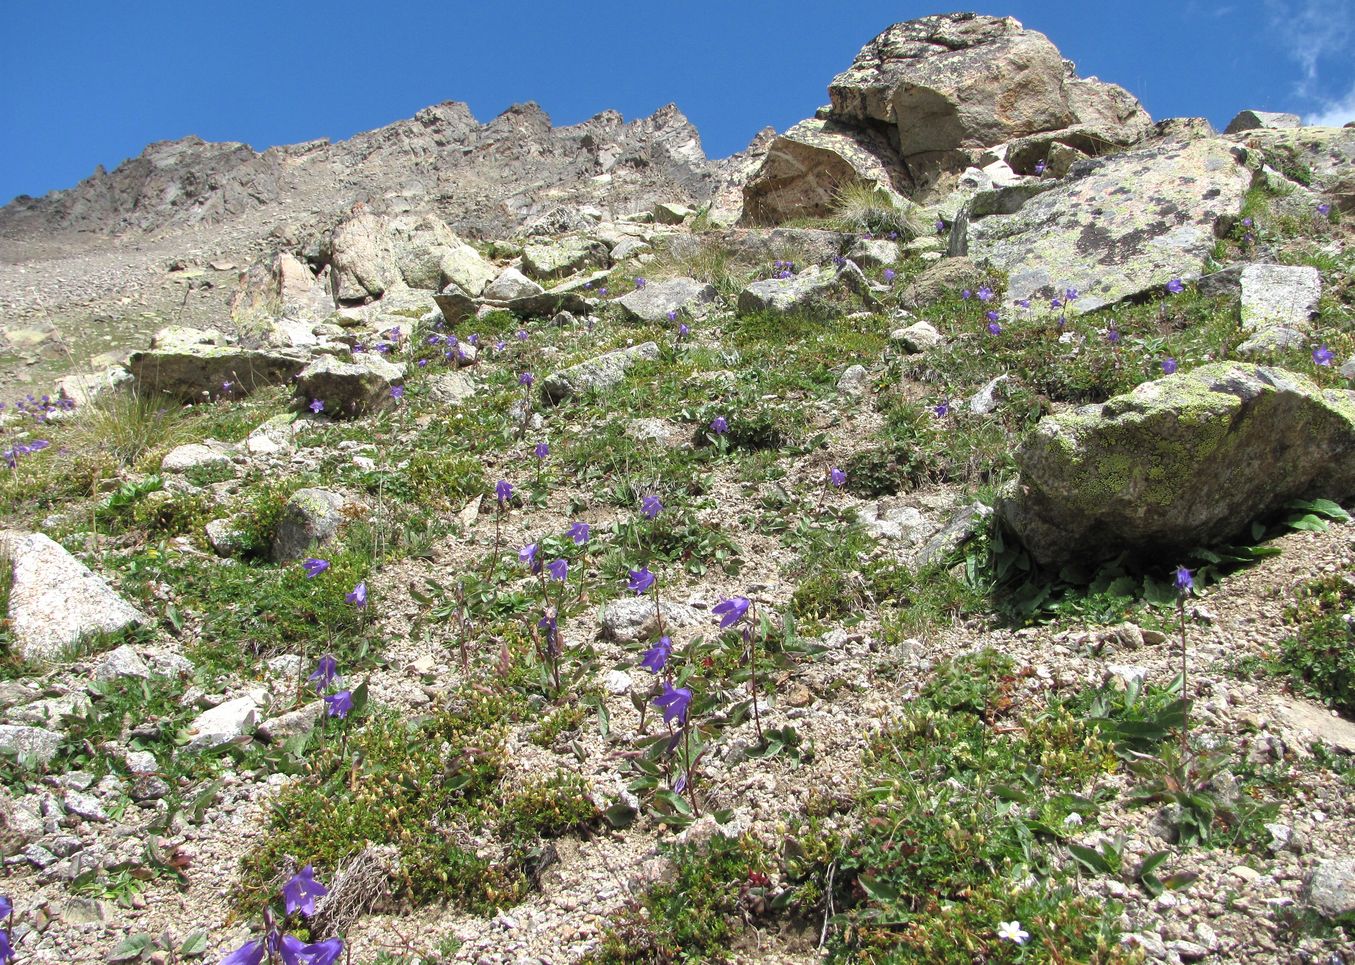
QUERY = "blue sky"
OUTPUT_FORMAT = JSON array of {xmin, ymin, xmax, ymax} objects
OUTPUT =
[{"xmin": 3, "ymin": 1, "xmax": 1353, "ymax": 206}]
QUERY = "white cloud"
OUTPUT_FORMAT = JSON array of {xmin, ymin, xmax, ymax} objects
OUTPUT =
[
  {"xmin": 1264, "ymin": 0, "xmax": 1355, "ymax": 98},
  {"xmin": 1305, "ymin": 82, "xmax": 1355, "ymax": 126}
]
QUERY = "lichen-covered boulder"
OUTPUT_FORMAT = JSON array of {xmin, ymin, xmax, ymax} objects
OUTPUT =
[
  {"xmin": 738, "ymin": 266, "xmax": 828, "ymax": 315},
  {"xmin": 521, "ymin": 237, "xmax": 609, "ymax": 281},
  {"xmin": 231, "ymin": 252, "xmax": 334, "ymax": 326},
  {"xmin": 1231, "ymin": 126, "xmax": 1355, "ymax": 212},
  {"xmin": 293, "ymin": 354, "xmax": 405, "ymax": 418},
  {"xmin": 1224, "ymin": 110, "xmax": 1301, "ymax": 134},
  {"xmin": 0, "ymin": 531, "xmax": 147, "ymax": 661},
  {"xmin": 998, "ymin": 363, "xmax": 1355, "ymax": 564},
  {"xmin": 542, "ymin": 342, "xmax": 660, "ymax": 405},
  {"xmin": 616, "ymin": 277, "xmax": 718, "ymax": 323},
  {"xmin": 271, "ymin": 488, "xmax": 349, "ymax": 563},
  {"xmin": 741, "ymin": 118, "xmax": 911, "ymax": 225},
  {"xmin": 129, "ymin": 327, "xmax": 310, "ymax": 402},
  {"xmin": 1238, "ymin": 264, "xmax": 1320, "ymax": 353},
  {"xmin": 968, "ymin": 137, "xmax": 1250, "ymax": 312},
  {"xmin": 329, "ymin": 212, "xmax": 489, "ymax": 302}
]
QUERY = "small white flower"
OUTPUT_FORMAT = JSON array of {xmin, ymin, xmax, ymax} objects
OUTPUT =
[
  {"xmin": 997, "ymin": 920, "xmax": 1030, "ymax": 945},
  {"xmin": 1063, "ymin": 812, "xmax": 1084, "ymax": 827}
]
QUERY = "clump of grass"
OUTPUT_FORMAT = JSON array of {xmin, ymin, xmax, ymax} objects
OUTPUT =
[
  {"xmin": 236, "ymin": 690, "xmax": 596, "ymax": 913},
  {"xmin": 830, "ymin": 181, "xmax": 927, "ymax": 240},
  {"xmin": 67, "ymin": 388, "xmax": 190, "ymax": 468}
]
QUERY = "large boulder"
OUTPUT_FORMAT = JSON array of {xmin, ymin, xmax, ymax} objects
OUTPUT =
[
  {"xmin": 542, "ymin": 342, "xmax": 661, "ymax": 405},
  {"xmin": 0, "ymin": 531, "xmax": 147, "ymax": 662},
  {"xmin": 293, "ymin": 354, "xmax": 405, "ymax": 418},
  {"xmin": 271, "ymin": 488, "xmax": 349, "ymax": 563},
  {"xmin": 329, "ymin": 212, "xmax": 490, "ymax": 302},
  {"xmin": 129, "ymin": 327, "xmax": 310, "ymax": 402},
  {"xmin": 615, "ymin": 277, "xmax": 718, "ymax": 323},
  {"xmin": 1231, "ymin": 126, "xmax": 1355, "ymax": 213},
  {"xmin": 738, "ymin": 265, "xmax": 841, "ymax": 315},
  {"xmin": 1224, "ymin": 110, "xmax": 1301, "ymax": 134},
  {"xmin": 741, "ymin": 118, "xmax": 911, "ymax": 225},
  {"xmin": 231, "ymin": 252, "xmax": 334, "ymax": 326},
  {"xmin": 998, "ymin": 363, "xmax": 1355, "ymax": 565},
  {"xmin": 521, "ymin": 237, "xmax": 610, "ymax": 281},
  {"xmin": 482, "ymin": 266, "xmax": 545, "ymax": 303},
  {"xmin": 826, "ymin": 13, "xmax": 1147, "ymax": 158},
  {"xmin": 968, "ymin": 137, "xmax": 1250, "ymax": 312}
]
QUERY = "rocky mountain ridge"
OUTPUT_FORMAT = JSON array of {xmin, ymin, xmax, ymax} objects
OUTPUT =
[{"xmin": 0, "ymin": 99, "xmax": 755, "ymax": 245}]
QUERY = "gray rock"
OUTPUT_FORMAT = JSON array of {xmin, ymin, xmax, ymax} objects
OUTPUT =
[
  {"xmin": 129, "ymin": 334, "xmax": 310, "ymax": 403},
  {"xmin": 160, "ymin": 441, "xmax": 236, "ymax": 475},
  {"xmin": 652, "ymin": 202, "xmax": 693, "ymax": 225},
  {"xmin": 53, "ymin": 366, "xmax": 133, "ymax": 411},
  {"xmin": 246, "ymin": 414, "xmax": 298, "ymax": 456},
  {"xmin": 1236, "ymin": 327, "xmax": 1308, "ymax": 356},
  {"xmin": 845, "ymin": 238, "xmax": 900, "ymax": 268},
  {"xmin": 258, "ymin": 700, "xmax": 324, "ymax": 743},
  {"xmin": 541, "ymin": 342, "xmax": 660, "ymax": 405},
  {"xmin": 329, "ymin": 212, "xmax": 481, "ymax": 300},
  {"xmin": 899, "ymin": 257, "xmax": 987, "ymax": 309},
  {"xmin": 231, "ymin": 252, "xmax": 334, "ymax": 327},
  {"xmin": 482, "ymin": 266, "xmax": 544, "ymax": 302},
  {"xmin": 891, "ymin": 320, "xmax": 944, "ymax": 353},
  {"xmin": 1240, "ymin": 264, "xmax": 1320, "ymax": 332},
  {"xmin": 998, "ymin": 362, "xmax": 1355, "ymax": 564},
  {"xmin": 970, "ymin": 138, "xmax": 1250, "ymax": 312},
  {"xmin": 124, "ymin": 750, "xmax": 158, "ymax": 773},
  {"xmin": 426, "ymin": 371, "xmax": 479, "ymax": 404},
  {"xmin": 915, "ymin": 501, "xmax": 993, "ymax": 569},
  {"xmin": 615, "ymin": 277, "xmax": 718, "ymax": 323},
  {"xmin": 271, "ymin": 488, "xmax": 348, "ymax": 563},
  {"xmin": 0, "ymin": 531, "xmax": 146, "ymax": 661},
  {"xmin": 432, "ymin": 288, "xmax": 477, "ymax": 326},
  {"xmin": 826, "ymin": 14, "xmax": 1150, "ymax": 159},
  {"xmin": 838, "ymin": 364, "xmax": 870, "ymax": 397},
  {"xmin": 0, "ymin": 681, "xmax": 38, "ymax": 710},
  {"xmin": 600, "ymin": 597, "xmax": 703, "ymax": 642},
  {"xmin": 147, "ymin": 652, "xmax": 194, "ymax": 677},
  {"xmin": 63, "ymin": 790, "xmax": 107, "ymax": 822},
  {"xmin": 1232, "ymin": 126, "xmax": 1355, "ymax": 210},
  {"xmin": 968, "ymin": 374, "xmax": 1013, "ymax": 415},
  {"xmin": 857, "ymin": 503, "xmax": 936, "ymax": 544},
  {"xmin": 9, "ymin": 692, "xmax": 89, "ymax": 725},
  {"xmin": 205, "ymin": 518, "xmax": 250, "ymax": 558},
  {"xmin": 741, "ymin": 118, "xmax": 911, "ymax": 224},
  {"xmin": 185, "ymin": 693, "xmax": 261, "ymax": 752},
  {"xmin": 0, "ymin": 724, "xmax": 62, "ymax": 764},
  {"xmin": 1305, "ymin": 858, "xmax": 1355, "ymax": 918},
  {"xmin": 294, "ymin": 353, "xmax": 405, "ymax": 418},
  {"xmin": 626, "ymin": 418, "xmax": 683, "ymax": 446},
  {"xmin": 610, "ymin": 236, "xmax": 652, "ymax": 261},
  {"xmin": 1224, "ymin": 110, "xmax": 1301, "ymax": 134},
  {"xmin": 93, "ymin": 645, "xmax": 150, "ymax": 682},
  {"xmin": 737, "ymin": 265, "xmax": 840, "ymax": 315},
  {"xmin": 521, "ymin": 237, "xmax": 609, "ymax": 281},
  {"xmin": 23, "ymin": 844, "xmax": 58, "ymax": 869}
]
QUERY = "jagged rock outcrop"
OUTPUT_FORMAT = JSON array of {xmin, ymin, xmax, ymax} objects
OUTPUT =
[
  {"xmin": 0, "ymin": 101, "xmax": 726, "ymax": 243},
  {"xmin": 743, "ymin": 13, "xmax": 1152, "ymax": 222},
  {"xmin": 998, "ymin": 364, "xmax": 1355, "ymax": 565}
]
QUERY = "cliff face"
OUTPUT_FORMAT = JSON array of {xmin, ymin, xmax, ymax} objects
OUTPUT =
[{"xmin": 0, "ymin": 100, "xmax": 739, "ymax": 242}]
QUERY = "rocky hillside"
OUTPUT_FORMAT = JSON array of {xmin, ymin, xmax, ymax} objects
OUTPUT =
[{"xmin": 2, "ymin": 11, "xmax": 1355, "ymax": 965}]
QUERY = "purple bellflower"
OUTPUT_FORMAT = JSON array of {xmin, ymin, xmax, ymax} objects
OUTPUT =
[
  {"xmin": 711, "ymin": 415, "xmax": 728, "ymax": 434},
  {"xmin": 1162, "ymin": 358, "xmax": 1178, "ymax": 375},
  {"xmin": 302, "ymin": 558, "xmax": 330, "ymax": 579},
  {"xmin": 547, "ymin": 558, "xmax": 568, "ymax": 582},
  {"xmin": 496, "ymin": 480, "xmax": 513, "ymax": 505},
  {"xmin": 308, "ymin": 399, "xmax": 324, "ymax": 414},
  {"xmin": 830, "ymin": 466, "xmax": 846, "ymax": 487},
  {"xmin": 346, "ymin": 582, "xmax": 367, "ymax": 608},
  {"xmin": 567, "ymin": 521, "xmax": 590, "ymax": 545},
  {"xmin": 653, "ymin": 682, "xmax": 692, "ymax": 726},
  {"xmin": 308, "ymin": 656, "xmax": 339, "ymax": 692},
  {"xmin": 325, "ymin": 690, "xmax": 354, "ymax": 719},
  {"xmin": 628, "ymin": 567, "xmax": 655, "ymax": 595},
  {"xmin": 1314, "ymin": 345, "xmax": 1335, "ymax": 366},
  {"xmin": 713, "ymin": 596, "xmax": 751, "ymax": 629},
  {"xmin": 1174, "ymin": 566, "xmax": 1193, "ymax": 593},
  {"xmin": 282, "ymin": 865, "xmax": 329, "ymax": 917},
  {"xmin": 640, "ymin": 635, "xmax": 672, "ymax": 674},
  {"xmin": 641, "ymin": 494, "xmax": 662, "ymax": 519}
]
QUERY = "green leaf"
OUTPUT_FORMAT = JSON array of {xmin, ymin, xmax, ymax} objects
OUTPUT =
[
  {"xmin": 858, "ymin": 873, "xmax": 900, "ymax": 902},
  {"xmin": 180, "ymin": 931, "xmax": 210, "ymax": 957},
  {"xmin": 1138, "ymin": 850, "xmax": 1171, "ymax": 877},
  {"xmin": 602, "ymin": 804, "xmax": 637, "ymax": 829},
  {"xmin": 109, "ymin": 934, "xmax": 154, "ymax": 962},
  {"xmin": 1068, "ymin": 843, "xmax": 1116, "ymax": 876}
]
